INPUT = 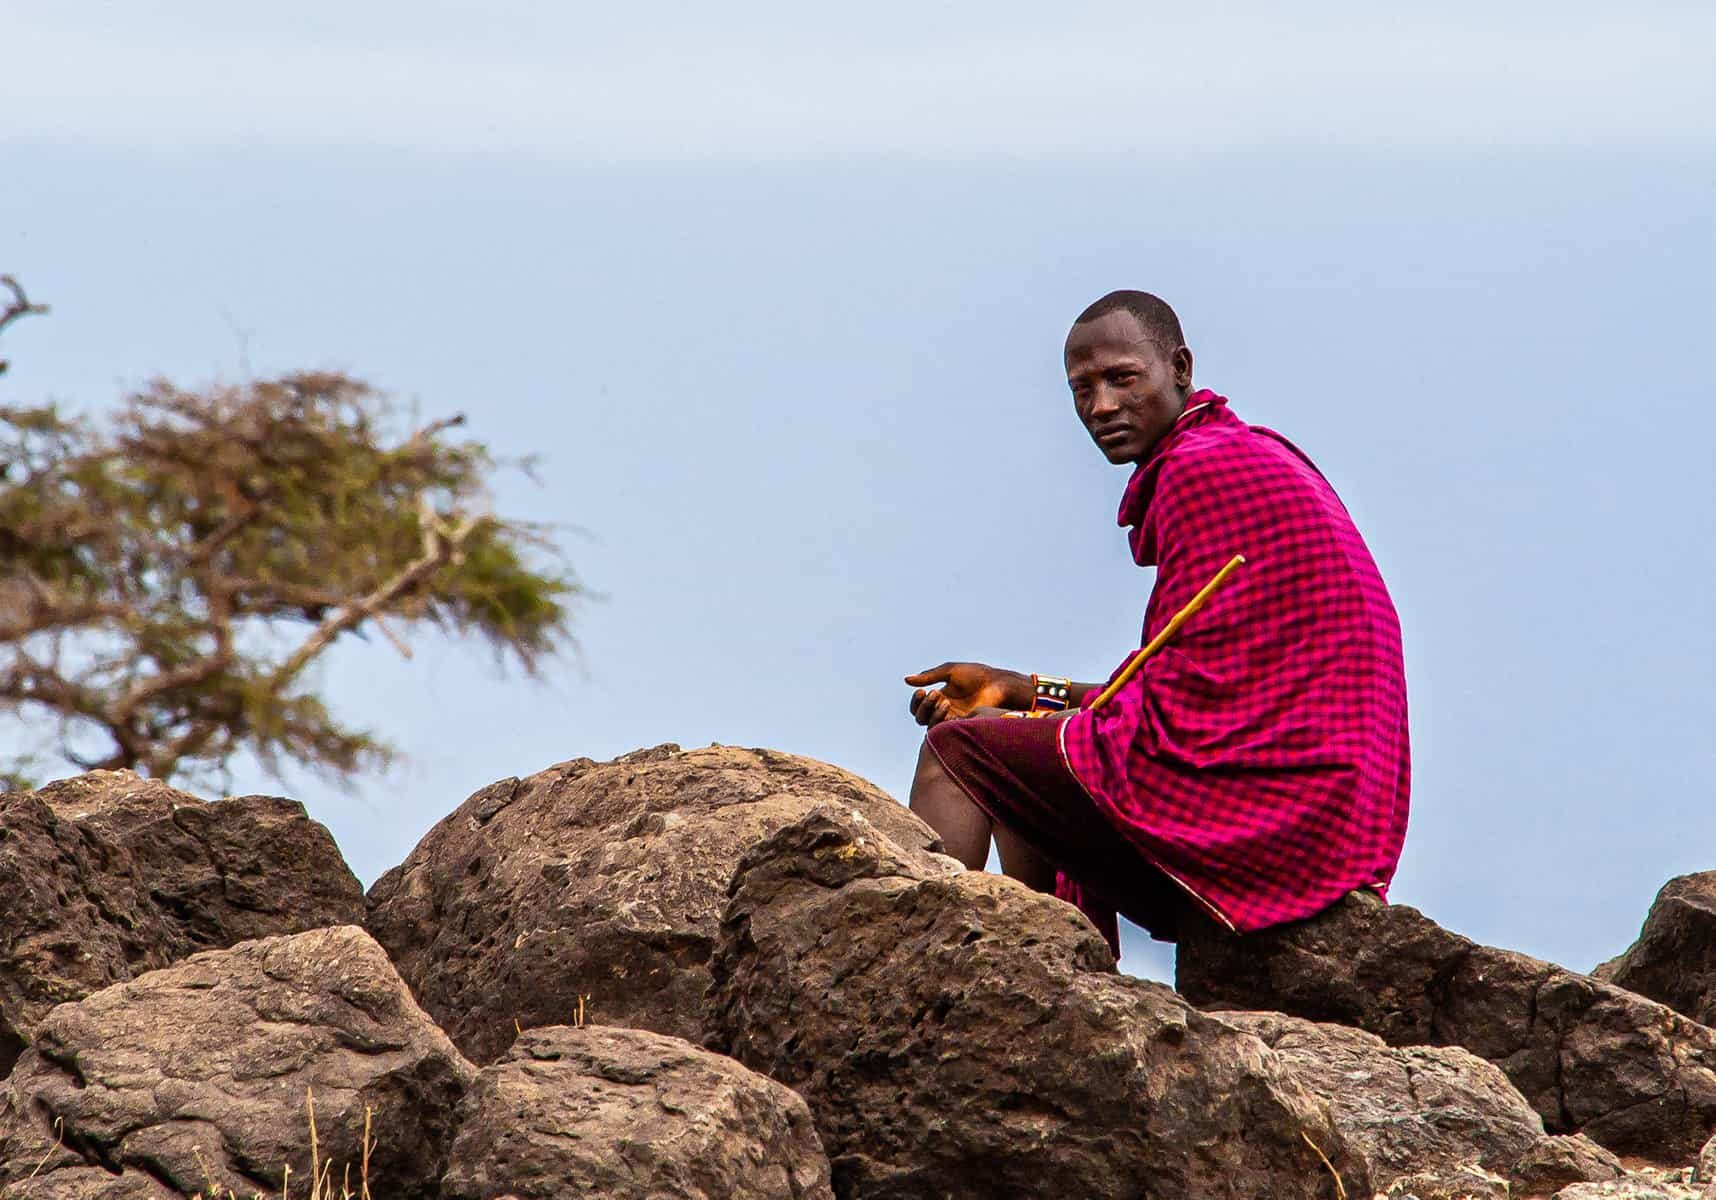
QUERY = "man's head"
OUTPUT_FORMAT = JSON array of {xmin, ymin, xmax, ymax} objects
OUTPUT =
[{"xmin": 1065, "ymin": 290, "xmax": 1194, "ymax": 465}]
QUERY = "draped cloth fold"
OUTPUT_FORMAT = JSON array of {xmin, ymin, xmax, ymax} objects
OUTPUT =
[{"xmin": 1056, "ymin": 390, "xmax": 1411, "ymax": 936}]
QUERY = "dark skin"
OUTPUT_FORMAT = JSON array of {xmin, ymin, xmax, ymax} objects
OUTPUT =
[{"xmin": 905, "ymin": 309, "xmax": 1195, "ymax": 887}]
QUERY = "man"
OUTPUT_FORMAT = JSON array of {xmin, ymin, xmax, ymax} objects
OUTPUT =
[{"xmin": 904, "ymin": 291, "xmax": 1409, "ymax": 957}]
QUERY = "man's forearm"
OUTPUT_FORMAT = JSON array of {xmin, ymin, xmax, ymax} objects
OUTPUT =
[{"xmin": 1066, "ymin": 681, "xmax": 1102, "ymax": 707}]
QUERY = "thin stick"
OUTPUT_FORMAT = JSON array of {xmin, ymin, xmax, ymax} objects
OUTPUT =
[
  {"xmin": 1086, "ymin": 554, "xmax": 1246, "ymax": 713},
  {"xmin": 1299, "ymin": 1130, "xmax": 1347, "ymax": 1200}
]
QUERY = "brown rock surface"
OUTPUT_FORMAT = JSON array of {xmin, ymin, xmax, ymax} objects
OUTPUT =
[
  {"xmin": 365, "ymin": 744, "xmax": 941, "ymax": 1063},
  {"xmin": 707, "ymin": 804, "xmax": 1370, "ymax": 1199},
  {"xmin": 0, "ymin": 770, "xmax": 361, "ymax": 1077},
  {"xmin": 1217, "ymin": 1011, "xmax": 1622, "ymax": 1196},
  {"xmin": 442, "ymin": 1025, "xmax": 833, "ymax": 1200},
  {"xmin": 1549, "ymin": 1169, "xmax": 1707, "ymax": 1198},
  {"xmin": 1178, "ymin": 892, "xmax": 1716, "ymax": 1162},
  {"xmin": 0, "ymin": 925, "xmax": 474, "ymax": 1199},
  {"xmin": 1595, "ymin": 873, "xmax": 1716, "ymax": 1027}
]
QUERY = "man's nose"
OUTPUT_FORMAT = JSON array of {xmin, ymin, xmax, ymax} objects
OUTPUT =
[{"xmin": 1087, "ymin": 385, "xmax": 1122, "ymax": 416}]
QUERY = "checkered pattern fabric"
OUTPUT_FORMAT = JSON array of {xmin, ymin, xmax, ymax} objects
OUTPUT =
[{"xmin": 1058, "ymin": 390, "xmax": 1410, "ymax": 933}]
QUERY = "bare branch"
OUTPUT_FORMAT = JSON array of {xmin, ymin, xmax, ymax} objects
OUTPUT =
[
  {"xmin": 0, "ymin": 276, "xmax": 49, "ymax": 376},
  {"xmin": 272, "ymin": 502, "xmax": 481, "ymax": 691}
]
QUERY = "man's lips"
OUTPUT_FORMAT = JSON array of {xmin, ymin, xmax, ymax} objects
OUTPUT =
[{"xmin": 1094, "ymin": 425, "xmax": 1135, "ymax": 446}]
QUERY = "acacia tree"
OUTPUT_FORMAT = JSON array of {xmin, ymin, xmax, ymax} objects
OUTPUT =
[{"xmin": 0, "ymin": 277, "xmax": 579, "ymax": 789}]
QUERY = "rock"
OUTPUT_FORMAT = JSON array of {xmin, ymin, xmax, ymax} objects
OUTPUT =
[
  {"xmin": 442, "ymin": 1025, "xmax": 833, "ymax": 1200},
  {"xmin": 0, "ymin": 770, "xmax": 361, "ymax": 1077},
  {"xmin": 1550, "ymin": 1167, "xmax": 1707, "ymax": 1198},
  {"xmin": 37, "ymin": 772, "xmax": 364, "ymax": 950},
  {"xmin": 1177, "ymin": 892, "xmax": 1716, "ymax": 1162},
  {"xmin": 1701, "ymin": 1128, "xmax": 1716, "ymax": 1183},
  {"xmin": 1215, "ymin": 1011, "xmax": 1621, "ymax": 1196},
  {"xmin": 1510, "ymin": 1134, "xmax": 1628, "ymax": 1195},
  {"xmin": 707, "ymin": 804, "xmax": 1370, "ymax": 1199},
  {"xmin": 1595, "ymin": 873, "xmax": 1716, "ymax": 1028},
  {"xmin": 365, "ymin": 744, "xmax": 941, "ymax": 1064},
  {"xmin": 0, "ymin": 925, "xmax": 474, "ymax": 1199},
  {"xmin": 1384, "ymin": 1162, "xmax": 1510, "ymax": 1199}
]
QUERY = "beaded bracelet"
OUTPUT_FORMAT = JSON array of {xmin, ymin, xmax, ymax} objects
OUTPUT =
[{"xmin": 1030, "ymin": 674, "xmax": 1072, "ymax": 713}]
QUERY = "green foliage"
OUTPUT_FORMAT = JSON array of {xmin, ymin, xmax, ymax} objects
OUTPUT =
[{"xmin": 0, "ymin": 357, "xmax": 580, "ymax": 788}]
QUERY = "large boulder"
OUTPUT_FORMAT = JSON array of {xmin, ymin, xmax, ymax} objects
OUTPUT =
[
  {"xmin": 0, "ymin": 771, "xmax": 361, "ymax": 1076},
  {"xmin": 0, "ymin": 925, "xmax": 474, "ymax": 1199},
  {"xmin": 365, "ymin": 744, "xmax": 941, "ymax": 1064},
  {"xmin": 442, "ymin": 1025, "xmax": 834, "ymax": 1200},
  {"xmin": 707, "ymin": 804, "xmax": 1371, "ymax": 1199},
  {"xmin": 1178, "ymin": 892, "xmax": 1716, "ymax": 1162},
  {"xmin": 1595, "ymin": 873, "xmax": 1716, "ymax": 1027},
  {"xmin": 1216, "ymin": 1011, "xmax": 1622, "ymax": 1198},
  {"xmin": 36, "ymin": 772, "xmax": 363, "ymax": 951}
]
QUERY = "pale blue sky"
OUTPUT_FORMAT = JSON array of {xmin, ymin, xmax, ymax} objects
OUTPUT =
[{"xmin": 4, "ymin": 3, "xmax": 1713, "ymax": 980}]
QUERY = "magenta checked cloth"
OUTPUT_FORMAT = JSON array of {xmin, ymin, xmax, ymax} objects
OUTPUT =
[{"xmin": 1057, "ymin": 390, "xmax": 1410, "ymax": 933}]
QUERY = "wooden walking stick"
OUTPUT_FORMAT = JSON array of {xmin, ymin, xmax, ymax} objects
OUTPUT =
[{"xmin": 1085, "ymin": 554, "xmax": 1247, "ymax": 713}]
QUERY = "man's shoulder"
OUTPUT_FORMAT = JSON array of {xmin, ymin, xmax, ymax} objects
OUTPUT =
[{"xmin": 1159, "ymin": 413, "xmax": 1310, "ymax": 481}]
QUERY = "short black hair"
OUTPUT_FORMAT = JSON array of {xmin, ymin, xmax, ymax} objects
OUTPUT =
[{"xmin": 1072, "ymin": 290, "xmax": 1185, "ymax": 352}]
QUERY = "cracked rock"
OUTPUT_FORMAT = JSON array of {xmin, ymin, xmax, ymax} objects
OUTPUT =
[
  {"xmin": 365, "ymin": 745, "xmax": 941, "ymax": 1064},
  {"xmin": 0, "ymin": 770, "xmax": 362, "ymax": 1076},
  {"xmin": 442, "ymin": 1025, "xmax": 833, "ymax": 1200},
  {"xmin": 707, "ymin": 804, "xmax": 1371, "ymax": 1199},
  {"xmin": 1217, "ymin": 1011, "xmax": 1622, "ymax": 1196},
  {"xmin": 1178, "ymin": 892, "xmax": 1716, "ymax": 1162},
  {"xmin": 1596, "ymin": 873, "xmax": 1716, "ymax": 1029},
  {"xmin": 0, "ymin": 925, "xmax": 474, "ymax": 1199}
]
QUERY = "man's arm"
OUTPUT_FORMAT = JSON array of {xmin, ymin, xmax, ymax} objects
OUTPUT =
[{"xmin": 904, "ymin": 662, "xmax": 1104, "ymax": 728}]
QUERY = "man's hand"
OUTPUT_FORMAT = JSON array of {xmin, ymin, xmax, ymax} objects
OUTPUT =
[{"xmin": 904, "ymin": 662, "xmax": 1032, "ymax": 728}]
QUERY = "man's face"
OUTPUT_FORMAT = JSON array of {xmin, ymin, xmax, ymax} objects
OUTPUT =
[{"xmin": 1065, "ymin": 310, "xmax": 1193, "ymax": 465}]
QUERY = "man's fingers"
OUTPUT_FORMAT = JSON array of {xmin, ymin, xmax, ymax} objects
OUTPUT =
[{"xmin": 903, "ymin": 663, "xmax": 954, "ymax": 687}]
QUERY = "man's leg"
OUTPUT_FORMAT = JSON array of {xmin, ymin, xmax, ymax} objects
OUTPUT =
[
  {"xmin": 910, "ymin": 737, "xmax": 990, "ymax": 868},
  {"xmin": 911, "ymin": 736, "xmax": 1058, "ymax": 891}
]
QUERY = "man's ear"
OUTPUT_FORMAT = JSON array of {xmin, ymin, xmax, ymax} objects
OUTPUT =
[{"xmin": 1172, "ymin": 346, "xmax": 1194, "ymax": 390}]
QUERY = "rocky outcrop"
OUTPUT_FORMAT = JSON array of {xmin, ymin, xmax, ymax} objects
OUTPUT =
[
  {"xmin": 1216, "ymin": 1011, "xmax": 1623, "ymax": 1197},
  {"xmin": 442, "ymin": 1025, "xmax": 833, "ymax": 1200},
  {"xmin": 1177, "ymin": 892, "xmax": 1716, "ymax": 1162},
  {"xmin": 35, "ymin": 772, "xmax": 363, "ymax": 951},
  {"xmin": 0, "ymin": 925, "xmax": 473, "ymax": 1199},
  {"xmin": 365, "ymin": 744, "xmax": 942, "ymax": 1064},
  {"xmin": 707, "ymin": 805, "xmax": 1369, "ymax": 1199},
  {"xmin": 0, "ymin": 771, "xmax": 361, "ymax": 1076},
  {"xmin": 1595, "ymin": 873, "xmax": 1716, "ymax": 1027}
]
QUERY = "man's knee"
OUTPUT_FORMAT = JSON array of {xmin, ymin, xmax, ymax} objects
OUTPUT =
[{"xmin": 911, "ymin": 733, "xmax": 946, "ymax": 805}]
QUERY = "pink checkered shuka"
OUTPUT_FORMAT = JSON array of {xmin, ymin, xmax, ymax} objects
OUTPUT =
[{"xmin": 1057, "ymin": 390, "xmax": 1410, "ymax": 932}]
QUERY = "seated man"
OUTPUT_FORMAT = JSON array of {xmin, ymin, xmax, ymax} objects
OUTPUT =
[{"xmin": 905, "ymin": 290, "xmax": 1410, "ymax": 957}]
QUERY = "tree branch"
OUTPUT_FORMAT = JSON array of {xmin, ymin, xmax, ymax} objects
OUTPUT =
[
  {"xmin": 0, "ymin": 276, "xmax": 49, "ymax": 377},
  {"xmin": 271, "ymin": 499, "xmax": 480, "ymax": 691}
]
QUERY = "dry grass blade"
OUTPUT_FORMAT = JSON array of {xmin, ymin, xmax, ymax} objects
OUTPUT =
[
  {"xmin": 24, "ymin": 1114, "xmax": 64, "ymax": 1180},
  {"xmin": 1300, "ymin": 1129, "xmax": 1347, "ymax": 1200}
]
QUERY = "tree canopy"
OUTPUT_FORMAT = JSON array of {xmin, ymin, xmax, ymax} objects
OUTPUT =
[{"xmin": 0, "ymin": 277, "xmax": 579, "ymax": 789}]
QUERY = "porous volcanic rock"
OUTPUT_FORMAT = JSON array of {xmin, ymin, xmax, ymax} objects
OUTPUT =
[
  {"xmin": 1216, "ymin": 1011, "xmax": 1622, "ymax": 1197},
  {"xmin": 0, "ymin": 925, "xmax": 474, "ymax": 1199},
  {"xmin": 442, "ymin": 1025, "xmax": 833, "ymax": 1200},
  {"xmin": 0, "ymin": 770, "xmax": 361, "ymax": 1076},
  {"xmin": 36, "ymin": 772, "xmax": 363, "ymax": 950},
  {"xmin": 1178, "ymin": 892, "xmax": 1716, "ymax": 1162},
  {"xmin": 1594, "ymin": 873, "xmax": 1716, "ymax": 1027},
  {"xmin": 707, "ymin": 804, "xmax": 1370, "ymax": 1200},
  {"xmin": 365, "ymin": 744, "xmax": 941, "ymax": 1064}
]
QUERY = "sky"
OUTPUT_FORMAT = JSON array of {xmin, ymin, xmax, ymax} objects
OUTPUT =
[{"xmin": 3, "ymin": 3, "xmax": 1714, "ymax": 981}]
